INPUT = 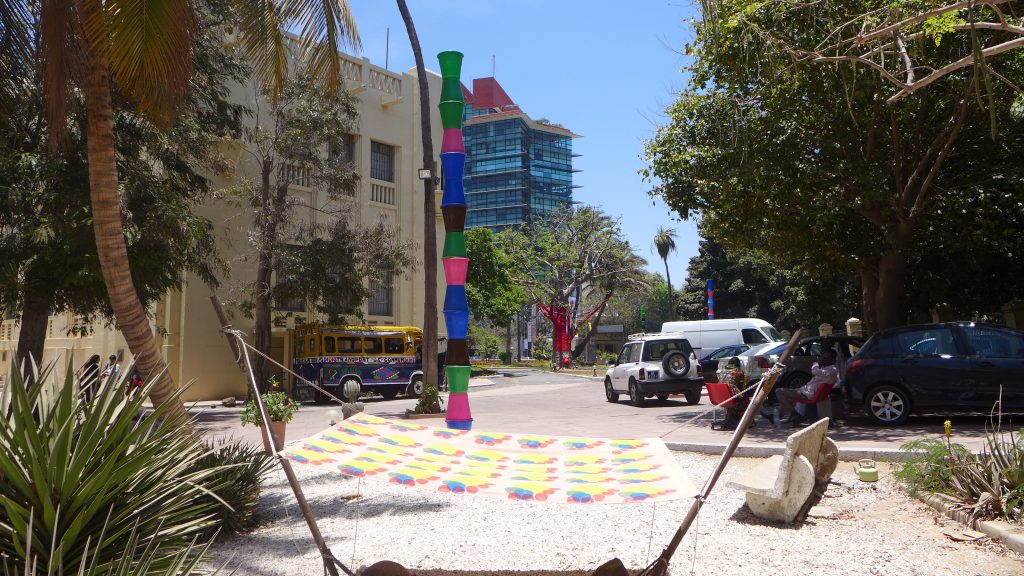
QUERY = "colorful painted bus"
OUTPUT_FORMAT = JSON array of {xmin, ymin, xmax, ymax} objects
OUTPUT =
[{"xmin": 291, "ymin": 324, "xmax": 424, "ymax": 402}]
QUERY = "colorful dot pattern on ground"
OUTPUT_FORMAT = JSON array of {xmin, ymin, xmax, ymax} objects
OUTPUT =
[
  {"xmin": 283, "ymin": 414, "xmax": 697, "ymax": 503},
  {"xmin": 438, "ymin": 50, "xmax": 473, "ymax": 431}
]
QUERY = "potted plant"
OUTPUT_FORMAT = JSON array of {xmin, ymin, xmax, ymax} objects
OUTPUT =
[{"xmin": 240, "ymin": 377, "xmax": 298, "ymax": 452}]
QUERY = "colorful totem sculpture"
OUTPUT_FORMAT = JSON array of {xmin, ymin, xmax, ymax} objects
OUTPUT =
[{"xmin": 438, "ymin": 51, "xmax": 472, "ymax": 431}]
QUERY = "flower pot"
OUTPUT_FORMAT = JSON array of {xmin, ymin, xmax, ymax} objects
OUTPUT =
[{"xmin": 262, "ymin": 420, "xmax": 287, "ymax": 453}]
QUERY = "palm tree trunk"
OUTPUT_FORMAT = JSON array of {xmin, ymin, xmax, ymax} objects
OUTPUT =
[
  {"xmin": 397, "ymin": 0, "xmax": 439, "ymax": 411},
  {"xmin": 663, "ymin": 258, "xmax": 673, "ymax": 317},
  {"xmin": 78, "ymin": 1, "xmax": 188, "ymax": 426}
]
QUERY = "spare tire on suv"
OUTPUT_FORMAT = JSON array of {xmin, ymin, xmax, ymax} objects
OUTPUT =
[{"xmin": 662, "ymin": 350, "xmax": 690, "ymax": 378}]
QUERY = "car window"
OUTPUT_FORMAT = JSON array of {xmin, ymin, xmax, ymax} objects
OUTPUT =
[
  {"xmin": 629, "ymin": 344, "xmax": 643, "ymax": 363},
  {"xmin": 742, "ymin": 328, "xmax": 769, "ymax": 344},
  {"xmin": 617, "ymin": 345, "xmax": 632, "ymax": 364},
  {"xmin": 963, "ymin": 326, "xmax": 1024, "ymax": 358},
  {"xmin": 895, "ymin": 327, "xmax": 957, "ymax": 356},
  {"xmin": 794, "ymin": 342, "xmax": 822, "ymax": 357},
  {"xmin": 708, "ymin": 347, "xmax": 734, "ymax": 360},
  {"xmin": 643, "ymin": 340, "xmax": 692, "ymax": 361}
]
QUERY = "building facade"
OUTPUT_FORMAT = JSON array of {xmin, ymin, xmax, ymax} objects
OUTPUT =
[
  {"xmin": 0, "ymin": 49, "xmax": 449, "ymax": 402},
  {"xmin": 462, "ymin": 78, "xmax": 578, "ymax": 231}
]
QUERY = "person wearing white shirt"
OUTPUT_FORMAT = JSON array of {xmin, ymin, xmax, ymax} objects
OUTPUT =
[{"xmin": 775, "ymin": 349, "xmax": 838, "ymax": 425}]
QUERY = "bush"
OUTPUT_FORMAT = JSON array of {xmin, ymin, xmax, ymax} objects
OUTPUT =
[
  {"xmin": 533, "ymin": 335, "xmax": 552, "ymax": 361},
  {"xmin": 896, "ymin": 420, "xmax": 1024, "ymax": 525},
  {"xmin": 240, "ymin": 377, "xmax": 298, "ymax": 426},
  {"xmin": 191, "ymin": 440, "xmax": 277, "ymax": 536},
  {"xmin": 0, "ymin": 362, "xmax": 226, "ymax": 574}
]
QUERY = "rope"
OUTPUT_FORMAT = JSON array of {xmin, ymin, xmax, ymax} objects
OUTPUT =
[
  {"xmin": 657, "ymin": 364, "xmax": 786, "ymax": 439},
  {"xmin": 222, "ymin": 328, "xmax": 350, "ymax": 406},
  {"xmin": 645, "ymin": 501, "xmax": 657, "ymax": 564},
  {"xmin": 351, "ymin": 476, "xmax": 362, "ymax": 568}
]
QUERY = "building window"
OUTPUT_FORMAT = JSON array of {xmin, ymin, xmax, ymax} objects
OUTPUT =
[
  {"xmin": 370, "ymin": 141, "xmax": 396, "ymax": 182},
  {"xmin": 368, "ymin": 272, "xmax": 393, "ymax": 316},
  {"xmin": 330, "ymin": 134, "xmax": 356, "ymax": 167}
]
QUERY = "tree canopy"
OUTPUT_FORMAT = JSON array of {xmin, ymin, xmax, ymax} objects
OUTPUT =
[
  {"xmin": 465, "ymin": 227, "xmax": 526, "ymax": 329},
  {"xmin": 644, "ymin": 0, "xmax": 1024, "ymax": 331}
]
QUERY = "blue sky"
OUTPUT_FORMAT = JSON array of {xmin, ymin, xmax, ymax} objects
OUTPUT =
[{"xmin": 347, "ymin": 0, "xmax": 700, "ymax": 287}]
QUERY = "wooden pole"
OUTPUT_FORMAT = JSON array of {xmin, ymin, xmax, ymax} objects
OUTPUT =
[
  {"xmin": 210, "ymin": 295, "xmax": 353, "ymax": 576},
  {"xmin": 643, "ymin": 330, "xmax": 805, "ymax": 576}
]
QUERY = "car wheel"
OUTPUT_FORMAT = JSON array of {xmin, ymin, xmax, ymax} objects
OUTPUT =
[
  {"xmin": 865, "ymin": 385, "xmax": 911, "ymax": 425},
  {"xmin": 629, "ymin": 380, "xmax": 645, "ymax": 407},
  {"xmin": 684, "ymin": 390, "xmax": 701, "ymax": 405},
  {"xmin": 407, "ymin": 376, "xmax": 424, "ymax": 398},
  {"xmin": 380, "ymin": 387, "xmax": 400, "ymax": 400},
  {"xmin": 662, "ymin": 351, "xmax": 691, "ymax": 378},
  {"xmin": 656, "ymin": 394, "xmax": 670, "ymax": 402},
  {"xmin": 605, "ymin": 378, "xmax": 619, "ymax": 403}
]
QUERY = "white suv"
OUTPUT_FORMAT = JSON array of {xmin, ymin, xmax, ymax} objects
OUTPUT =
[{"xmin": 604, "ymin": 333, "xmax": 704, "ymax": 406}]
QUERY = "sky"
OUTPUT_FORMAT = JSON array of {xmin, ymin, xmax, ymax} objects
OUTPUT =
[{"xmin": 347, "ymin": 0, "xmax": 700, "ymax": 287}]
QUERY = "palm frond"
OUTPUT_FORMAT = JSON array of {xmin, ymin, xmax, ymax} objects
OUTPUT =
[
  {"xmin": 92, "ymin": 0, "xmax": 196, "ymax": 125},
  {"xmin": 230, "ymin": 0, "xmax": 289, "ymax": 99}
]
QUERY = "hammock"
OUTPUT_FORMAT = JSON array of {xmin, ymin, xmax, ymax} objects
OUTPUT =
[{"xmin": 282, "ymin": 413, "xmax": 697, "ymax": 504}]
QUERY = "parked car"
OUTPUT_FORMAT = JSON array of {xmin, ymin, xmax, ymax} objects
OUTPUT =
[
  {"xmin": 660, "ymin": 318, "xmax": 784, "ymax": 356},
  {"xmin": 699, "ymin": 344, "xmax": 750, "ymax": 383},
  {"xmin": 605, "ymin": 333, "xmax": 704, "ymax": 407},
  {"xmin": 844, "ymin": 322, "xmax": 1024, "ymax": 425},
  {"xmin": 716, "ymin": 336, "xmax": 865, "ymax": 407}
]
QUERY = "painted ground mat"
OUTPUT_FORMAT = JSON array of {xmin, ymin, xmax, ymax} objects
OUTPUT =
[{"xmin": 282, "ymin": 413, "xmax": 697, "ymax": 504}]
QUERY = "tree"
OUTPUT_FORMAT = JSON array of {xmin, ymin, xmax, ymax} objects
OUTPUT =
[
  {"xmin": 7, "ymin": 0, "xmax": 359, "ymax": 423},
  {"xmin": 0, "ymin": 5, "xmax": 243, "ymax": 368},
  {"xmin": 396, "ymin": 0, "xmax": 440, "ymax": 413},
  {"xmin": 601, "ymin": 272, "xmax": 676, "ymax": 335},
  {"xmin": 652, "ymin": 226, "xmax": 678, "ymax": 314},
  {"xmin": 465, "ymin": 228, "xmax": 526, "ymax": 360},
  {"xmin": 230, "ymin": 72, "xmax": 413, "ymax": 390},
  {"xmin": 643, "ymin": 0, "xmax": 1024, "ymax": 332},
  {"xmin": 501, "ymin": 206, "xmax": 647, "ymax": 364}
]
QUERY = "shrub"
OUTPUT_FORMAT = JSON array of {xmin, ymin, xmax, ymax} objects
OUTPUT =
[
  {"xmin": 896, "ymin": 420, "xmax": 1024, "ymax": 525},
  {"xmin": 0, "ymin": 363, "xmax": 225, "ymax": 574},
  {"xmin": 240, "ymin": 377, "xmax": 298, "ymax": 426},
  {"xmin": 191, "ymin": 440, "xmax": 277, "ymax": 536}
]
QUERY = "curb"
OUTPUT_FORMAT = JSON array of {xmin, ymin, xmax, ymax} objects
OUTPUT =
[
  {"xmin": 467, "ymin": 378, "xmax": 496, "ymax": 388},
  {"xmin": 665, "ymin": 441, "xmax": 920, "ymax": 462},
  {"xmin": 919, "ymin": 492, "xmax": 1024, "ymax": 555}
]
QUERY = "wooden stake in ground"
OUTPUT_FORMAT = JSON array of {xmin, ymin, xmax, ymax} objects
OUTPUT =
[{"xmin": 210, "ymin": 295, "xmax": 354, "ymax": 576}]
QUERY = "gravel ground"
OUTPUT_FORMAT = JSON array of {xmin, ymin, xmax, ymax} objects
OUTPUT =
[{"xmin": 208, "ymin": 454, "xmax": 1024, "ymax": 575}]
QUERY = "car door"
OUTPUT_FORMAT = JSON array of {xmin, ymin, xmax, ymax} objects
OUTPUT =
[
  {"xmin": 611, "ymin": 344, "xmax": 634, "ymax": 391},
  {"xmin": 962, "ymin": 325, "xmax": 1024, "ymax": 409},
  {"xmin": 892, "ymin": 326, "xmax": 972, "ymax": 409}
]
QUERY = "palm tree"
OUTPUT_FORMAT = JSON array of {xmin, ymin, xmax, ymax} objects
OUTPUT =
[
  {"xmin": 396, "ymin": 0, "xmax": 441, "ymax": 412},
  {"xmin": 653, "ymin": 226, "xmax": 678, "ymax": 311},
  {"xmin": 13, "ymin": 0, "xmax": 359, "ymax": 424}
]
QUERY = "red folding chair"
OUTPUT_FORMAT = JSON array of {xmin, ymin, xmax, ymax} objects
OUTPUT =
[
  {"xmin": 706, "ymin": 383, "xmax": 741, "ymax": 430},
  {"xmin": 792, "ymin": 382, "xmax": 834, "ymax": 423}
]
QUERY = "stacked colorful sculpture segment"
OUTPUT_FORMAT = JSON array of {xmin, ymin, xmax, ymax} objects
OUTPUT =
[{"xmin": 438, "ymin": 51, "xmax": 472, "ymax": 431}]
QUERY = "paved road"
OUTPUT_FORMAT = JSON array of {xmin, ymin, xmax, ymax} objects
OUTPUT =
[{"xmin": 194, "ymin": 368, "xmax": 1016, "ymax": 454}]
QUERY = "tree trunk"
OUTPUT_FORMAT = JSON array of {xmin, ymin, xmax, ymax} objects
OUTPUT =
[
  {"xmin": 15, "ymin": 288, "xmax": 51, "ymax": 374},
  {"xmin": 571, "ymin": 302, "xmax": 608, "ymax": 360},
  {"xmin": 859, "ymin": 265, "xmax": 879, "ymax": 335},
  {"xmin": 252, "ymin": 160, "xmax": 276, "ymax": 393},
  {"xmin": 505, "ymin": 323, "xmax": 512, "ymax": 363},
  {"xmin": 398, "ymin": 0, "xmax": 439, "ymax": 411},
  {"xmin": 663, "ymin": 258, "xmax": 673, "ymax": 318},
  {"xmin": 874, "ymin": 247, "xmax": 908, "ymax": 331},
  {"xmin": 78, "ymin": 2, "xmax": 188, "ymax": 427}
]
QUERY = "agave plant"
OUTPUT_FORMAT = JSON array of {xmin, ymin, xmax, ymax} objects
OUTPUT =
[
  {"xmin": 191, "ymin": 440, "xmax": 276, "ymax": 536},
  {"xmin": 0, "ymin": 362, "xmax": 224, "ymax": 574}
]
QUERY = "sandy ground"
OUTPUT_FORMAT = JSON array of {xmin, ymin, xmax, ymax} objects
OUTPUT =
[{"xmin": 206, "ymin": 453, "xmax": 1023, "ymax": 575}]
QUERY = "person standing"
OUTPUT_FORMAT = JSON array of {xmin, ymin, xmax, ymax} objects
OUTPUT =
[
  {"xmin": 76, "ymin": 354, "xmax": 102, "ymax": 402},
  {"xmin": 775, "ymin": 349, "xmax": 838, "ymax": 426},
  {"xmin": 101, "ymin": 354, "xmax": 121, "ymax": 380}
]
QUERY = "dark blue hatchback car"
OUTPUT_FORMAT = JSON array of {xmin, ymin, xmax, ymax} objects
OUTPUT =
[{"xmin": 844, "ymin": 322, "xmax": 1024, "ymax": 424}]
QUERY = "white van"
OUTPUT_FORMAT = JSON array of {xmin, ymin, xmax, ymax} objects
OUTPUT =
[{"xmin": 660, "ymin": 318, "xmax": 784, "ymax": 354}]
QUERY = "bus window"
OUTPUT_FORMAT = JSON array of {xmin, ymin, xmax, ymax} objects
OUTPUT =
[
  {"xmin": 384, "ymin": 337, "xmax": 405, "ymax": 355},
  {"xmin": 337, "ymin": 337, "xmax": 361, "ymax": 353},
  {"xmin": 324, "ymin": 336, "xmax": 336, "ymax": 354},
  {"xmin": 308, "ymin": 337, "xmax": 317, "ymax": 355},
  {"xmin": 363, "ymin": 337, "xmax": 383, "ymax": 355},
  {"xmin": 296, "ymin": 338, "xmax": 304, "ymax": 356}
]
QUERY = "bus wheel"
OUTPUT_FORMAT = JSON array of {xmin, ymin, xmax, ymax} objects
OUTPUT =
[
  {"xmin": 380, "ymin": 388, "xmax": 400, "ymax": 400},
  {"xmin": 407, "ymin": 376, "xmax": 424, "ymax": 398}
]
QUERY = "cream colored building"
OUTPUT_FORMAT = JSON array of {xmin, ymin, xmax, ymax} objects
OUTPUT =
[{"xmin": 0, "ymin": 50, "xmax": 449, "ymax": 402}]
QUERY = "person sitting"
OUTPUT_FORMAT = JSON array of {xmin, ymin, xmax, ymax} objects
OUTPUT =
[
  {"xmin": 774, "ymin": 349, "xmax": 838, "ymax": 427},
  {"xmin": 719, "ymin": 357, "xmax": 749, "ymax": 429}
]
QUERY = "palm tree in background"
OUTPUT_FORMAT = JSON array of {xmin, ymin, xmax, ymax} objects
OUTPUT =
[
  {"xmin": 653, "ymin": 227, "xmax": 678, "ymax": 313},
  {"xmin": 3, "ymin": 0, "xmax": 359, "ymax": 425},
  {"xmin": 396, "ymin": 0, "xmax": 440, "ymax": 412}
]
